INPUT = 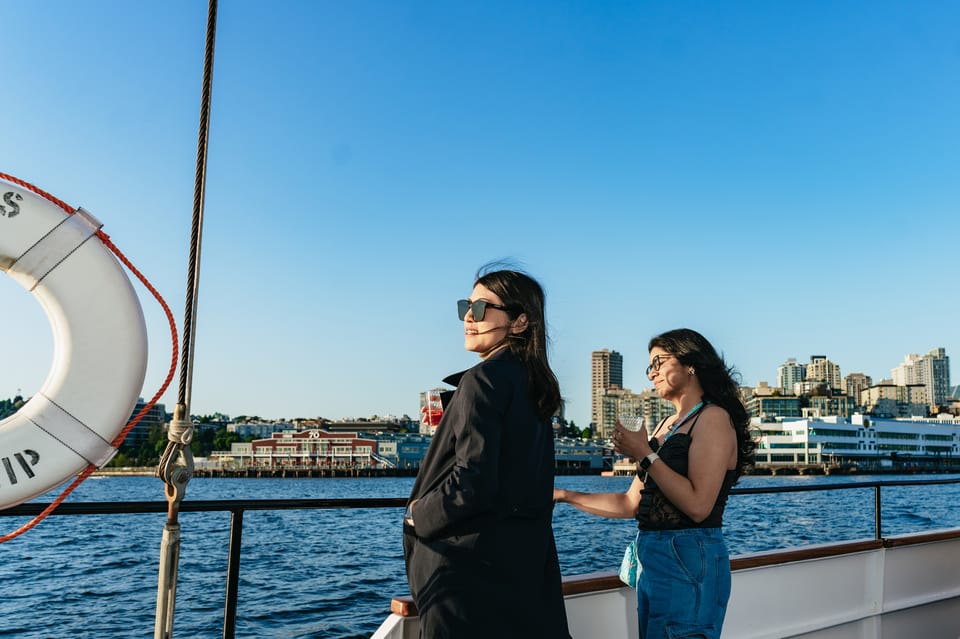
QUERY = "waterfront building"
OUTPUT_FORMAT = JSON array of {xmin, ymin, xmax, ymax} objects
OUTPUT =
[
  {"xmin": 777, "ymin": 358, "xmax": 806, "ymax": 394},
  {"xmin": 746, "ymin": 395, "xmax": 802, "ymax": 420},
  {"xmin": 554, "ymin": 438, "xmax": 612, "ymax": 472},
  {"xmin": 752, "ymin": 414, "xmax": 960, "ymax": 469},
  {"xmin": 209, "ymin": 430, "xmax": 607, "ymax": 471},
  {"xmin": 215, "ymin": 429, "xmax": 380, "ymax": 468},
  {"xmin": 393, "ymin": 434, "xmax": 433, "ymax": 468},
  {"xmin": 892, "ymin": 348, "xmax": 951, "ymax": 409},
  {"xmin": 805, "ymin": 355, "xmax": 842, "ymax": 391},
  {"xmin": 805, "ymin": 395, "xmax": 850, "ymax": 419},
  {"xmin": 591, "ymin": 349, "xmax": 623, "ymax": 427},
  {"xmin": 123, "ymin": 398, "xmax": 167, "ymax": 447}
]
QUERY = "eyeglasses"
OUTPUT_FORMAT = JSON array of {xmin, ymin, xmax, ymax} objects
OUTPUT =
[
  {"xmin": 646, "ymin": 354, "xmax": 675, "ymax": 376},
  {"xmin": 457, "ymin": 299, "xmax": 513, "ymax": 322}
]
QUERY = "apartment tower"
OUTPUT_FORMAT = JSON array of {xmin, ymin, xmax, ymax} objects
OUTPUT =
[
  {"xmin": 777, "ymin": 358, "xmax": 805, "ymax": 394},
  {"xmin": 591, "ymin": 349, "xmax": 623, "ymax": 426},
  {"xmin": 892, "ymin": 348, "xmax": 952, "ymax": 409}
]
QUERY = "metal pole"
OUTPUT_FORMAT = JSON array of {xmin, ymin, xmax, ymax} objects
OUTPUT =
[
  {"xmin": 154, "ymin": 0, "xmax": 218, "ymax": 636},
  {"xmin": 874, "ymin": 485, "xmax": 882, "ymax": 540},
  {"xmin": 222, "ymin": 510, "xmax": 244, "ymax": 639},
  {"xmin": 155, "ymin": 523, "xmax": 182, "ymax": 638}
]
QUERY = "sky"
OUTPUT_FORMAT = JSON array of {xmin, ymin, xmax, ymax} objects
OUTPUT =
[{"xmin": 1, "ymin": 0, "xmax": 958, "ymax": 428}]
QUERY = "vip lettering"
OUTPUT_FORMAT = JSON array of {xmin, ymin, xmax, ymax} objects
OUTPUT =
[
  {"xmin": 1, "ymin": 450, "xmax": 39, "ymax": 485},
  {"xmin": 0, "ymin": 191, "xmax": 23, "ymax": 218}
]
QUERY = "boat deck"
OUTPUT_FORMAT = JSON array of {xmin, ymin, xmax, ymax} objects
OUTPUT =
[{"xmin": 375, "ymin": 528, "xmax": 960, "ymax": 638}]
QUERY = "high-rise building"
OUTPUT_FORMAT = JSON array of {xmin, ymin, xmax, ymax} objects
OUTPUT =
[
  {"xmin": 591, "ymin": 349, "xmax": 623, "ymax": 426},
  {"xmin": 891, "ymin": 348, "xmax": 951, "ymax": 409},
  {"xmin": 892, "ymin": 355, "xmax": 916, "ymax": 386},
  {"xmin": 806, "ymin": 355, "xmax": 842, "ymax": 391},
  {"xmin": 842, "ymin": 373, "xmax": 873, "ymax": 406},
  {"xmin": 777, "ymin": 358, "xmax": 805, "ymax": 394}
]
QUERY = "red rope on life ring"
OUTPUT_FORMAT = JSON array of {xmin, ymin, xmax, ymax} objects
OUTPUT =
[{"xmin": 0, "ymin": 171, "xmax": 179, "ymax": 543}]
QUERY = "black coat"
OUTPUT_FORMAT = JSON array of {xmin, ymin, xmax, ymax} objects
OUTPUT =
[{"xmin": 403, "ymin": 348, "xmax": 570, "ymax": 639}]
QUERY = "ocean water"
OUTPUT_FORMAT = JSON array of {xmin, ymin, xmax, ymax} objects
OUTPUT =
[{"xmin": 1, "ymin": 474, "xmax": 959, "ymax": 638}]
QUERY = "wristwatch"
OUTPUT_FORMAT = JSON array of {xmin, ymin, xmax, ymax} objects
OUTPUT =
[{"xmin": 639, "ymin": 452, "xmax": 659, "ymax": 471}]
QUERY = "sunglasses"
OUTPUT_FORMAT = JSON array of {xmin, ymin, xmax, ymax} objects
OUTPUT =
[
  {"xmin": 457, "ymin": 299, "xmax": 514, "ymax": 322},
  {"xmin": 645, "ymin": 354, "xmax": 675, "ymax": 376}
]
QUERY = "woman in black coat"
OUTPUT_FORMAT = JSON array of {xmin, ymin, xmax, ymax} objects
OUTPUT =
[{"xmin": 402, "ymin": 267, "xmax": 570, "ymax": 639}]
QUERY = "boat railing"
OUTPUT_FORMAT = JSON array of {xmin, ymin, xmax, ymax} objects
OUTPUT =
[
  {"xmin": 729, "ymin": 476, "xmax": 960, "ymax": 540},
  {"xmin": 3, "ymin": 477, "xmax": 959, "ymax": 638}
]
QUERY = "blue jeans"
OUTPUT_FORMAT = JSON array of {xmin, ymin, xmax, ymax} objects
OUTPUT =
[{"xmin": 635, "ymin": 528, "xmax": 731, "ymax": 639}]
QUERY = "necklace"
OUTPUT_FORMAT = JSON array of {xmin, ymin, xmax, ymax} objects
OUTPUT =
[{"xmin": 658, "ymin": 400, "xmax": 706, "ymax": 442}]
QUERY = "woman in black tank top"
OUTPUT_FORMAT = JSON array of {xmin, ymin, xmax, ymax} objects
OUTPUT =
[{"xmin": 554, "ymin": 329, "xmax": 755, "ymax": 639}]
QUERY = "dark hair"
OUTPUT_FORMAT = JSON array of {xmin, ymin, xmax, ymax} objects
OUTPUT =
[
  {"xmin": 648, "ymin": 328, "xmax": 756, "ymax": 480},
  {"xmin": 474, "ymin": 266, "xmax": 561, "ymax": 422}
]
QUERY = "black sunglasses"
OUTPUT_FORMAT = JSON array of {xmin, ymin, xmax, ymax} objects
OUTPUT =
[
  {"xmin": 457, "ymin": 299, "xmax": 514, "ymax": 321},
  {"xmin": 645, "ymin": 354, "xmax": 675, "ymax": 376}
]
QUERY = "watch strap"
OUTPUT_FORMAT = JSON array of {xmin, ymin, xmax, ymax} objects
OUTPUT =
[{"xmin": 639, "ymin": 452, "xmax": 659, "ymax": 471}]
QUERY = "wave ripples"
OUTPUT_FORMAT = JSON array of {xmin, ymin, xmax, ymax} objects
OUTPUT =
[{"xmin": 0, "ymin": 474, "xmax": 957, "ymax": 638}]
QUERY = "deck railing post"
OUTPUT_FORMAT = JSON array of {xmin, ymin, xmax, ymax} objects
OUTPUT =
[
  {"xmin": 223, "ymin": 509, "xmax": 244, "ymax": 639},
  {"xmin": 874, "ymin": 486, "xmax": 882, "ymax": 539}
]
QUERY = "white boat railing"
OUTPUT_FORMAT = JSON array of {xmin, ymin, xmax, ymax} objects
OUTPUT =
[
  {"xmin": 376, "ymin": 529, "xmax": 960, "ymax": 639},
  {"xmin": 4, "ymin": 476, "xmax": 960, "ymax": 638},
  {"xmin": 375, "ymin": 477, "xmax": 960, "ymax": 639}
]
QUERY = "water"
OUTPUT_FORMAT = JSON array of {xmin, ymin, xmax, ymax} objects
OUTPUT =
[{"xmin": 1, "ymin": 474, "xmax": 959, "ymax": 638}]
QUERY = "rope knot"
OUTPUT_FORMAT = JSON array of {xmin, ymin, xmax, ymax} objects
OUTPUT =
[{"xmin": 167, "ymin": 419, "xmax": 194, "ymax": 445}]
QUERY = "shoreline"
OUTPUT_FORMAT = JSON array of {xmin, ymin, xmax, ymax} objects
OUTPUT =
[{"xmin": 94, "ymin": 466, "xmax": 960, "ymax": 479}]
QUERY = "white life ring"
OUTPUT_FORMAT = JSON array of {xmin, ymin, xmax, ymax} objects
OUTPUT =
[{"xmin": 0, "ymin": 183, "xmax": 147, "ymax": 510}]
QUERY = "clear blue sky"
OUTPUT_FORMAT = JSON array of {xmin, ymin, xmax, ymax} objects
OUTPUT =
[{"xmin": 2, "ymin": 1, "xmax": 957, "ymax": 428}]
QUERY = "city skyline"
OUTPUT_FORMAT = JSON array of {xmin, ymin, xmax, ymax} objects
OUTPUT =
[
  {"xmin": 3, "ymin": 2, "xmax": 958, "ymax": 430},
  {"xmin": 5, "ymin": 343, "xmax": 950, "ymax": 425}
]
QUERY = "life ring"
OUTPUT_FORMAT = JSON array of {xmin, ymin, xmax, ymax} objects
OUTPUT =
[{"xmin": 0, "ymin": 183, "xmax": 147, "ymax": 509}]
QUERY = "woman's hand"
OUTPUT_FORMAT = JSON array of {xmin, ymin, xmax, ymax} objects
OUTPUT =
[
  {"xmin": 553, "ymin": 488, "xmax": 567, "ymax": 503},
  {"xmin": 404, "ymin": 498, "xmax": 418, "ymax": 526},
  {"xmin": 613, "ymin": 421, "xmax": 652, "ymax": 461}
]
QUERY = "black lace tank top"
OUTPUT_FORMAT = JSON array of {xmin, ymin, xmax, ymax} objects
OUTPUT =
[{"xmin": 635, "ymin": 411, "xmax": 737, "ymax": 530}]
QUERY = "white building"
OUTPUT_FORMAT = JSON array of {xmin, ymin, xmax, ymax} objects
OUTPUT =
[{"xmin": 752, "ymin": 414, "xmax": 960, "ymax": 468}]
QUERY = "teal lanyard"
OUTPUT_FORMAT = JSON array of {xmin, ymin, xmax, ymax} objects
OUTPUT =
[{"xmin": 661, "ymin": 401, "xmax": 705, "ymax": 442}]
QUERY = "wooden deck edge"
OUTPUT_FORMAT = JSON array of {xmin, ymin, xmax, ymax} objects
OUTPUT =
[
  {"xmin": 883, "ymin": 527, "xmax": 960, "ymax": 548},
  {"xmin": 730, "ymin": 538, "xmax": 883, "ymax": 570},
  {"xmin": 561, "ymin": 570, "xmax": 624, "ymax": 596}
]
